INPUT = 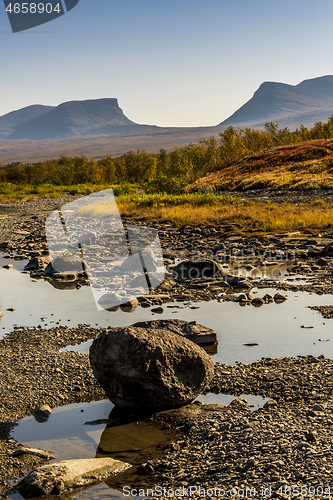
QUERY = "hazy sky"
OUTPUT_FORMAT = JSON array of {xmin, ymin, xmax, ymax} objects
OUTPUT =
[{"xmin": 1, "ymin": 0, "xmax": 333, "ymax": 127}]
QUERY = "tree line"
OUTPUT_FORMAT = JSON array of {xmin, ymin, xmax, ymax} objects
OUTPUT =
[{"xmin": 1, "ymin": 115, "xmax": 333, "ymax": 193}]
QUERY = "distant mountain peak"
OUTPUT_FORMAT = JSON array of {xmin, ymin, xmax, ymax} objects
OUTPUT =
[{"xmin": 219, "ymin": 75, "xmax": 333, "ymax": 130}]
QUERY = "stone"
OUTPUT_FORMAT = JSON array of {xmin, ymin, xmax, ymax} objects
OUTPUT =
[
  {"xmin": 316, "ymin": 257, "xmax": 328, "ymax": 267},
  {"xmin": 225, "ymin": 275, "xmax": 253, "ymax": 289},
  {"xmin": 238, "ymin": 293, "xmax": 254, "ymax": 302},
  {"xmin": 16, "ymin": 457, "xmax": 131, "ymax": 498},
  {"xmin": 120, "ymin": 297, "xmax": 139, "ymax": 313},
  {"xmin": 295, "ymin": 441, "xmax": 312, "ymax": 449},
  {"xmin": 12, "ymin": 447, "xmax": 54, "ymax": 460},
  {"xmin": 320, "ymin": 242, "xmax": 333, "ymax": 257},
  {"xmin": 45, "ymin": 249, "xmax": 83, "ymax": 274},
  {"xmin": 263, "ymin": 293, "xmax": 274, "ymax": 303},
  {"xmin": 89, "ymin": 326, "xmax": 214, "ymax": 409},
  {"xmin": 151, "ymin": 306, "xmax": 164, "ymax": 314},
  {"xmin": 263, "ymin": 399, "xmax": 278, "ymax": 409},
  {"xmin": 131, "ymin": 319, "xmax": 218, "ymax": 346},
  {"xmin": 274, "ymin": 292, "xmax": 287, "ymax": 303},
  {"xmin": 252, "ymin": 297, "xmax": 264, "ymax": 306},
  {"xmin": 229, "ymin": 397, "xmax": 248, "ymax": 408},
  {"xmin": 2, "ymin": 264, "xmax": 13, "ymax": 269},
  {"xmin": 0, "ymin": 310, "xmax": 3, "ymax": 318},
  {"xmin": 34, "ymin": 405, "xmax": 52, "ymax": 423},
  {"xmin": 24, "ymin": 256, "xmax": 51, "ymax": 272},
  {"xmin": 98, "ymin": 293, "xmax": 139, "ymax": 311},
  {"xmin": 172, "ymin": 260, "xmax": 224, "ymax": 280}
]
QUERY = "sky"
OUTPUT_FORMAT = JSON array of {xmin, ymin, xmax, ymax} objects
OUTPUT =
[{"xmin": 1, "ymin": 0, "xmax": 333, "ymax": 127}]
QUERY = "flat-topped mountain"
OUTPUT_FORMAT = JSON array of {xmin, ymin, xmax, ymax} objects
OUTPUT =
[
  {"xmin": 219, "ymin": 75, "xmax": 333, "ymax": 129},
  {"xmin": 1, "ymin": 97, "xmax": 210, "ymax": 142},
  {"xmin": 7, "ymin": 98, "xmax": 143, "ymax": 140}
]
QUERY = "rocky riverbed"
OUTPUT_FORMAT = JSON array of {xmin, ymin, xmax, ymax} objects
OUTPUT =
[{"xmin": 1, "ymin": 193, "xmax": 333, "ymax": 498}]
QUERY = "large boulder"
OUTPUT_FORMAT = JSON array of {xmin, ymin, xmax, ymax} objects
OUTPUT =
[
  {"xmin": 16, "ymin": 458, "xmax": 131, "ymax": 498},
  {"xmin": 89, "ymin": 326, "xmax": 214, "ymax": 409}
]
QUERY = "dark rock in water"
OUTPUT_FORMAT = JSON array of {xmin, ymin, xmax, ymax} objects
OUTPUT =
[
  {"xmin": 131, "ymin": 319, "xmax": 218, "ymax": 346},
  {"xmin": 34, "ymin": 405, "xmax": 52, "ymax": 423},
  {"xmin": 252, "ymin": 297, "xmax": 264, "ymax": 307},
  {"xmin": 16, "ymin": 457, "xmax": 131, "ymax": 498},
  {"xmin": 151, "ymin": 306, "xmax": 164, "ymax": 314},
  {"xmin": 2, "ymin": 264, "xmax": 13, "ymax": 269},
  {"xmin": 172, "ymin": 260, "xmax": 224, "ymax": 280},
  {"xmin": 274, "ymin": 292, "xmax": 287, "ymax": 303},
  {"xmin": 89, "ymin": 326, "xmax": 214, "ymax": 409}
]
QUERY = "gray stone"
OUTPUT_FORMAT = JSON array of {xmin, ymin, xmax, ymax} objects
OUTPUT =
[
  {"xmin": 16, "ymin": 457, "xmax": 131, "ymax": 498},
  {"xmin": 45, "ymin": 250, "xmax": 83, "ymax": 274},
  {"xmin": 131, "ymin": 319, "xmax": 218, "ymax": 346},
  {"xmin": 89, "ymin": 326, "xmax": 214, "ymax": 409}
]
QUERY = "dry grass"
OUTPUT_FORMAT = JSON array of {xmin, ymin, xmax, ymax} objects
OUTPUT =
[{"xmin": 117, "ymin": 194, "xmax": 333, "ymax": 233}]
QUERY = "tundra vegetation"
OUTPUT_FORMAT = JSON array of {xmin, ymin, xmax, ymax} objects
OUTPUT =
[{"xmin": 1, "ymin": 117, "xmax": 333, "ymax": 232}]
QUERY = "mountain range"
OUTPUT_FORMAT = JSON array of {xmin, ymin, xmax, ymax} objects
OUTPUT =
[{"xmin": 1, "ymin": 75, "xmax": 333, "ymax": 163}]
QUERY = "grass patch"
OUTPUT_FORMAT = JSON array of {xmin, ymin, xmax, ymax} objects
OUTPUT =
[
  {"xmin": 0, "ymin": 183, "xmax": 138, "ymax": 203},
  {"xmin": 116, "ymin": 193, "xmax": 333, "ymax": 232}
]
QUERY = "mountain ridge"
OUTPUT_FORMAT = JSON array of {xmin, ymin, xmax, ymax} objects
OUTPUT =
[{"xmin": 2, "ymin": 75, "xmax": 333, "ymax": 150}]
